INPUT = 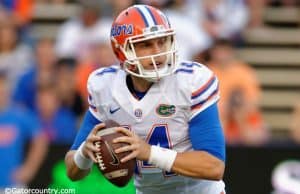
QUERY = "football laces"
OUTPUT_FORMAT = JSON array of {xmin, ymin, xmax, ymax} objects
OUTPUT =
[{"xmin": 95, "ymin": 141, "xmax": 106, "ymax": 170}]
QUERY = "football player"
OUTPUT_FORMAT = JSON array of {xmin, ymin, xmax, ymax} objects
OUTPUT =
[{"xmin": 65, "ymin": 4, "xmax": 226, "ymax": 194}]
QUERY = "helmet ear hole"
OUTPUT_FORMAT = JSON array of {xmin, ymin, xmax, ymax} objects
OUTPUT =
[
  {"xmin": 113, "ymin": 46, "xmax": 127, "ymax": 62},
  {"xmin": 114, "ymin": 51, "xmax": 120, "ymax": 58}
]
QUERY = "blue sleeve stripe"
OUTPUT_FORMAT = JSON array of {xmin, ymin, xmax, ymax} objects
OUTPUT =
[
  {"xmin": 189, "ymin": 103, "xmax": 226, "ymax": 161},
  {"xmin": 70, "ymin": 110, "xmax": 101, "ymax": 150},
  {"xmin": 96, "ymin": 67, "xmax": 117, "ymax": 76},
  {"xmin": 192, "ymin": 76, "xmax": 216, "ymax": 99},
  {"xmin": 191, "ymin": 85, "xmax": 219, "ymax": 110},
  {"xmin": 175, "ymin": 68, "xmax": 194, "ymax": 74},
  {"xmin": 180, "ymin": 62, "xmax": 201, "ymax": 68}
]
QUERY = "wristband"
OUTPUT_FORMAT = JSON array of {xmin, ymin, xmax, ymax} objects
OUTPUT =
[
  {"xmin": 148, "ymin": 145, "xmax": 177, "ymax": 172},
  {"xmin": 74, "ymin": 141, "xmax": 93, "ymax": 170}
]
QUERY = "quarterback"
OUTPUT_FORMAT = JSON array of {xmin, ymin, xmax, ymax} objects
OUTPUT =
[{"xmin": 65, "ymin": 4, "xmax": 226, "ymax": 194}]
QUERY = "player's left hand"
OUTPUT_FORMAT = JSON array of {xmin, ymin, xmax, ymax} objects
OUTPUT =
[{"xmin": 113, "ymin": 127, "xmax": 151, "ymax": 163}]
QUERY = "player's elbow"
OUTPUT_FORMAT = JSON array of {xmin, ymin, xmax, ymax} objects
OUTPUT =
[
  {"xmin": 65, "ymin": 154, "xmax": 78, "ymax": 181},
  {"xmin": 66, "ymin": 165, "xmax": 81, "ymax": 181},
  {"xmin": 193, "ymin": 157, "xmax": 225, "ymax": 180},
  {"xmin": 66, "ymin": 166, "xmax": 89, "ymax": 181},
  {"xmin": 66, "ymin": 169, "xmax": 78, "ymax": 181},
  {"xmin": 208, "ymin": 161, "xmax": 225, "ymax": 180},
  {"xmin": 67, "ymin": 171, "xmax": 86, "ymax": 182},
  {"xmin": 191, "ymin": 159, "xmax": 225, "ymax": 180}
]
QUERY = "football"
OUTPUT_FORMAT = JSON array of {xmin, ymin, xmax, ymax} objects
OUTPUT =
[{"xmin": 94, "ymin": 120, "xmax": 135, "ymax": 187}]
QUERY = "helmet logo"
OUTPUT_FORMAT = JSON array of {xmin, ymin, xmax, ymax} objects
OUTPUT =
[
  {"xmin": 111, "ymin": 24, "xmax": 133, "ymax": 37},
  {"xmin": 150, "ymin": 26, "xmax": 158, "ymax": 32}
]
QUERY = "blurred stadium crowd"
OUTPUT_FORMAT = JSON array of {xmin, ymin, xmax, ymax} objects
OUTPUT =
[{"xmin": 0, "ymin": 0, "xmax": 300, "ymax": 192}]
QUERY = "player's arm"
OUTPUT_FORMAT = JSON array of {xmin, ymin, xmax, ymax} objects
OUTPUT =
[
  {"xmin": 171, "ymin": 103, "xmax": 225, "ymax": 180},
  {"xmin": 65, "ymin": 111, "xmax": 103, "ymax": 181},
  {"xmin": 172, "ymin": 151, "xmax": 224, "ymax": 180},
  {"xmin": 138, "ymin": 104, "xmax": 225, "ymax": 180},
  {"xmin": 167, "ymin": 64, "xmax": 225, "ymax": 180}
]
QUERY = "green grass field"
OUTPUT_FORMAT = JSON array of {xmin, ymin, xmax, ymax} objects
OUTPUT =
[{"xmin": 49, "ymin": 160, "xmax": 136, "ymax": 194}]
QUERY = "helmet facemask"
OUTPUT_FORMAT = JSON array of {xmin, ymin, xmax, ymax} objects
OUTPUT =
[{"xmin": 122, "ymin": 27, "xmax": 178, "ymax": 82}]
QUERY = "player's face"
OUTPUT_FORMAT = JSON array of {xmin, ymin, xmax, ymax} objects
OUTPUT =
[{"xmin": 133, "ymin": 37, "xmax": 168, "ymax": 70}]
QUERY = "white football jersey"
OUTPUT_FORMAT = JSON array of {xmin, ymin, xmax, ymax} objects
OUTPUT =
[{"xmin": 87, "ymin": 62, "xmax": 225, "ymax": 194}]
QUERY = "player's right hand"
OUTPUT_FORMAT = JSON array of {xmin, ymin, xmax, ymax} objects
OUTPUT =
[{"xmin": 81, "ymin": 123, "xmax": 105, "ymax": 163}]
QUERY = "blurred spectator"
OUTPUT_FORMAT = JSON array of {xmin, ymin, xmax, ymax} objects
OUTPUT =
[
  {"xmin": 75, "ymin": 60, "xmax": 97, "ymax": 104},
  {"xmin": 0, "ymin": 20, "xmax": 33, "ymax": 90},
  {"xmin": 36, "ymin": 0, "xmax": 66, "ymax": 4},
  {"xmin": 13, "ymin": 38, "xmax": 56, "ymax": 111},
  {"xmin": 246, "ymin": 0, "xmax": 266, "ymax": 28},
  {"xmin": 75, "ymin": 26, "xmax": 118, "ymax": 101},
  {"xmin": 192, "ymin": 0, "xmax": 249, "ymax": 46},
  {"xmin": 207, "ymin": 39, "xmax": 269, "ymax": 146},
  {"xmin": 35, "ymin": 81, "xmax": 77, "ymax": 145},
  {"xmin": 55, "ymin": 0, "xmax": 112, "ymax": 59},
  {"xmin": 107, "ymin": 0, "xmax": 135, "ymax": 17},
  {"xmin": 163, "ymin": 0, "xmax": 211, "ymax": 61},
  {"xmin": 0, "ymin": 0, "xmax": 34, "ymax": 45},
  {"xmin": 246, "ymin": 0, "xmax": 299, "ymax": 28},
  {"xmin": 0, "ymin": 71, "xmax": 48, "ymax": 188},
  {"xmin": 0, "ymin": 0, "xmax": 33, "ymax": 29},
  {"xmin": 55, "ymin": 58, "xmax": 85, "ymax": 117},
  {"xmin": 290, "ymin": 102, "xmax": 300, "ymax": 144},
  {"xmin": 91, "ymin": 40, "xmax": 118, "ymax": 67},
  {"xmin": 138, "ymin": 0, "xmax": 168, "ymax": 7}
]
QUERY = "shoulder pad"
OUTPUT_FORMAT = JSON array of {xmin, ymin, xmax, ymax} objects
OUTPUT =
[{"xmin": 87, "ymin": 66, "xmax": 120, "ymax": 92}]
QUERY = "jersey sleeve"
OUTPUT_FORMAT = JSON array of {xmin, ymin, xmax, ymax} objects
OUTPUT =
[
  {"xmin": 70, "ymin": 110, "xmax": 101, "ymax": 150},
  {"xmin": 87, "ymin": 67, "xmax": 118, "ymax": 121},
  {"xmin": 189, "ymin": 103, "xmax": 225, "ymax": 161},
  {"xmin": 87, "ymin": 74, "xmax": 102, "ymax": 121},
  {"xmin": 190, "ymin": 64, "xmax": 220, "ymax": 119},
  {"xmin": 87, "ymin": 89, "xmax": 99, "ymax": 119}
]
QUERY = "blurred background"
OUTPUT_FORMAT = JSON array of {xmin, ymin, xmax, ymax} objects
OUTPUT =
[{"xmin": 0, "ymin": 0, "xmax": 299, "ymax": 194}]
